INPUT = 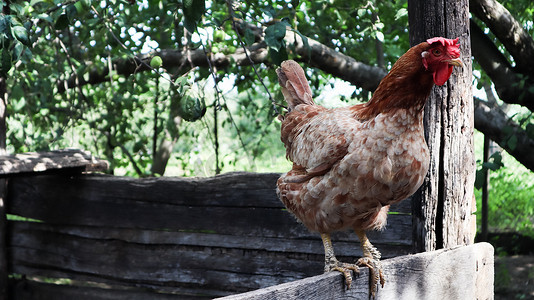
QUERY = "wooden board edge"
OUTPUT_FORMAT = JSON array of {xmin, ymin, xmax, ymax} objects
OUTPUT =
[
  {"xmin": 217, "ymin": 243, "xmax": 495, "ymax": 300},
  {"xmin": 0, "ymin": 149, "xmax": 109, "ymax": 176}
]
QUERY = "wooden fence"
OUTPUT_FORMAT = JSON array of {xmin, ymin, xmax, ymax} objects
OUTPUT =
[{"xmin": 0, "ymin": 150, "xmax": 493, "ymax": 299}]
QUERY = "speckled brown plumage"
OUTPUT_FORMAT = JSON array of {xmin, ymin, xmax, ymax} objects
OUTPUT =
[{"xmin": 275, "ymin": 38, "xmax": 463, "ymax": 296}]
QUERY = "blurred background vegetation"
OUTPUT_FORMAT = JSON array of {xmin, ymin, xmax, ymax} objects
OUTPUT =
[{"xmin": 1, "ymin": 0, "xmax": 533, "ymax": 242}]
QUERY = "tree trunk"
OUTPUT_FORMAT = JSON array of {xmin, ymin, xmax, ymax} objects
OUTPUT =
[{"xmin": 408, "ymin": 0, "xmax": 476, "ymax": 252}]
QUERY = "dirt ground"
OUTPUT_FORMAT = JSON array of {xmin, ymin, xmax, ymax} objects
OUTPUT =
[{"xmin": 494, "ymin": 255, "xmax": 534, "ymax": 300}]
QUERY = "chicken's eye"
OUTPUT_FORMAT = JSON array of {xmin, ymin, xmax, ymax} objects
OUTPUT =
[{"xmin": 432, "ymin": 49, "xmax": 442, "ymax": 56}]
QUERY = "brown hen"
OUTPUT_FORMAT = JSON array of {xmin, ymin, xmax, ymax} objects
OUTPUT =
[{"xmin": 276, "ymin": 37, "xmax": 463, "ymax": 296}]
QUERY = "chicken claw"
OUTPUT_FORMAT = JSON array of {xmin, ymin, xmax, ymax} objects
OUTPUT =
[
  {"xmin": 325, "ymin": 259, "xmax": 360, "ymax": 289},
  {"xmin": 321, "ymin": 233, "xmax": 360, "ymax": 289},
  {"xmin": 355, "ymin": 229, "xmax": 386, "ymax": 298},
  {"xmin": 357, "ymin": 256, "xmax": 385, "ymax": 297}
]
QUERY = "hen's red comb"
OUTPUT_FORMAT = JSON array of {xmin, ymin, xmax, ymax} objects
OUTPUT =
[
  {"xmin": 427, "ymin": 37, "xmax": 460, "ymax": 58},
  {"xmin": 426, "ymin": 37, "xmax": 460, "ymax": 47}
]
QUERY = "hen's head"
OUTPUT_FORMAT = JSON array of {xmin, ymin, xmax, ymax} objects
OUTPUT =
[{"xmin": 421, "ymin": 37, "xmax": 462, "ymax": 86}]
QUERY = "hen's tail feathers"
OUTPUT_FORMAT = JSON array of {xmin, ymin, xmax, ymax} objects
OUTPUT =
[{"xmin": 276, "ymin": 60, "xmax": 315, "ymax": 111}]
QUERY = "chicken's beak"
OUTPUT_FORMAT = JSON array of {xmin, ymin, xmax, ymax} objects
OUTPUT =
[{"xmin": 444, "ymin": 58, "xmax": 463, "ymax": 69}]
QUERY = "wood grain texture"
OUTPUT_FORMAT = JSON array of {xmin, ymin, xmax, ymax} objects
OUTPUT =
[
  {"xmin": 219, "ymin": 243, "xmax": 494, "ymax": 300},
  {"xmin": 0, "ymin": 149, "xmax": 109, "ymax": 176},
  {"xmin": 408, "ymin": 0, "xmax": 475, "ymax": 252},
  {"xmin": 6, "ymin": 172, "xmax": 414, "ymax": 298},
  {"xmin": 9, "ymin": 278, "xmax": 196, "ymax": 300},
  {"xmin": 7, "ymin": 173, "xmax": 412, "ymax": 244}
]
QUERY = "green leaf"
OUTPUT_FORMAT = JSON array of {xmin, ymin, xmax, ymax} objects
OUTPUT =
[
  {"xmin": 395, "ymin": 8, "xmax": 408, "ymax": 20},
  {"xmin": 150, "ymin": 55, "xmax": 163, "ymax": 68},
  {"xmin": 292, "ymin": 29, "xmax": 310, "ymax": 60},
  {"xmin": 66, "ymin": 4, "xmax": 78, "ymax": 22},
  {"xmin": 55, "ymin": 14, "xmax": 69, "ymax": 30},
  {"xmin": 0, "ymin": 16, "xmax": 11, "ymax": 36},
  {"xmin": 74, "ymin": 1, "xmax": 84, "ymax": 14},
  {"xmin": 30, "ymin": 0, "xmax": 44, "ymax": 6},
  {"xmin": 507, "ymin": 134, "xmax": 518, "ymax": 151},
  {"xmin": 9, "ymin": 3, "xmax": 24, "ymax": 15},
  {"xmin": 376, "ymin": 31, "xmax": 384, "ymax": 42},
  {"xmin": 12, "ymin": 26, "xmax": 29, "ymax": 46},
  {"xmin": 36, "ymin": 13, "xmax": 53, "ymax": 23},
  {"xmin": 1, "ymin": 48, "xmax": 12, "ymax": 76},
  {"xmin": 264, "ymin": 22, "xmax": 286, "ymax": 51},
  {"xmin": 474, "ymin": 169, "xmax": 484, "ymax": 190},
  {"xmin": 12, "ymin": 42, "xmax": 23, "ymax": 61},
  {"xmin": 244, "ymin": 27, "xmax": 255, "ymax": 46},
  {"xmin": 183, "ymin": 0, "xmax": 205, "ymax": 32},
  {"xmin": 268, "ymin": 46, "xmax": 287, "ymax": 66},
  {"xmin": 482, "ymin": 161, "xmax": 500, "ymax": 171},
  {"xmin": 11, "ymin": 96, "xmax": 25, "ymax": 112},
  {"xmin": 526, "ymin": 123, "xmax": 534, "ymax": 139}
]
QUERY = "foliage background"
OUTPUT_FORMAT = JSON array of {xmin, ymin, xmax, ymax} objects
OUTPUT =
[{"xmin": 1, "ymin": 0, "xmax": 533, "ymax": 236}]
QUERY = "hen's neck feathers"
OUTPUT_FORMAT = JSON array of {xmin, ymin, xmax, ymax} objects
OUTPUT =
[{"xmin": 353, "ymin": 42, "xmax": 433, "ymax": 120}]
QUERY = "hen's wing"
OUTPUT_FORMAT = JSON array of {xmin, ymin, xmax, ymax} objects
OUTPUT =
[
  {"xmin": 277, "ymin": 60, "xmax": 362, "ymax": 180},
  {"xmin": 281, "ymin": 107, "xmax": 361, "ymax": 182}
]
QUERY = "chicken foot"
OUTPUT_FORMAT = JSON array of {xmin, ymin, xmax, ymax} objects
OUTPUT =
[
  {"xmin": 320, "ymin": 233, "xmax": 360, "ymax": 289},
  {"xmin": 355, "ymin": 228, "xmax": 386, "ymax": 298}
]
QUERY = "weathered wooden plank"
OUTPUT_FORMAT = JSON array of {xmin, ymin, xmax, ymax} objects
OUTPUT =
[
  {"xmin": 6, "ymin": 172, "xmax": 415, "ymax": 298},
  {"xmin": 218, "ymin": 243, "xmax": 494, "ymax": 300},
  {"xmin": 7, "ymin": 172, "xmax": 411, "ymax": 210},
  {"xmin": 7, "ymin": 220, "xmax": 411, "ymax": 295},
  {"xmin": 0, "ymin": 149, "xmax": 109, "ymax": 176},
  {"xmin": 8, "ymin": 202, "xmax": 411, "ymax": 246},
  {"xmin": 9, "ymin": 278, "xmax": 196, "ymax": 300},
  {"xmin": 7, "ymin": 174, "xmax": 412, "ymax": 244},
  {"xmin": 9, "ymin": 221, "xmax": 317, "ymax": 292},
  {"xmin": 10, "ymin": 222, "xmax": 412, "ymax": 258}
]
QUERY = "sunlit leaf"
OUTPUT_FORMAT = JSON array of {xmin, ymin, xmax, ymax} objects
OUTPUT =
[
  {"xmin": 12, "ymin": 26, "xmax": 29, "ymax": 46},
  {"xmin": 376, "ymin": 31, "xmax": 384, "ymax": 42},
  {"xmin": 395, "ymin": 8, "xmax": 408, "ymax": 20}
]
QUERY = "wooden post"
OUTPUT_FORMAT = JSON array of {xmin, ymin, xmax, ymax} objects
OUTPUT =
[
  {"xmin": 408, "ymin": 0, "xmax": 476, "ymax": 252},
  {"xmin": 480, "ymin": 136, "xmax": 490, "ymax": 241}
]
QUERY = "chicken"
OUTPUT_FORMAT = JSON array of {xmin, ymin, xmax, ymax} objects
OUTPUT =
[{"xmin": 276, "ymin": 37, "xmax": 462, "ymax": 296}]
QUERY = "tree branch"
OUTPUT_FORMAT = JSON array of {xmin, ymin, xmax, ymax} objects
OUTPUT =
[
  {"xmin": 58, "ymin": 29, "xmax": 386, "ymax": 93},
  {"xmin": 474, "ymin": 97, "xmax": 534, "ymax": 171},
  {"xmin": 284, "ymin": 29, "xmax": 387, "ymax": 91},
  {"xmin": 55, "ymin": 24, "xmax": 534, "ymax": 171},
  {"xmin": 470, "ymin": 20, "xmax": 534, "ymax": 112},
  {"xmin": 470, "ymin": 0, "xmax": 534, "ymax": 74}
]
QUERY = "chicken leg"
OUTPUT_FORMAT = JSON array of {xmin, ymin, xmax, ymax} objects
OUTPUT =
[
  {"xmin": 355, "ymin": 228, "xmax": 386, "ymax": 297},
  {"xmin": 320, "ymin": 233, "xmax": 360, "ymax": 289}
]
